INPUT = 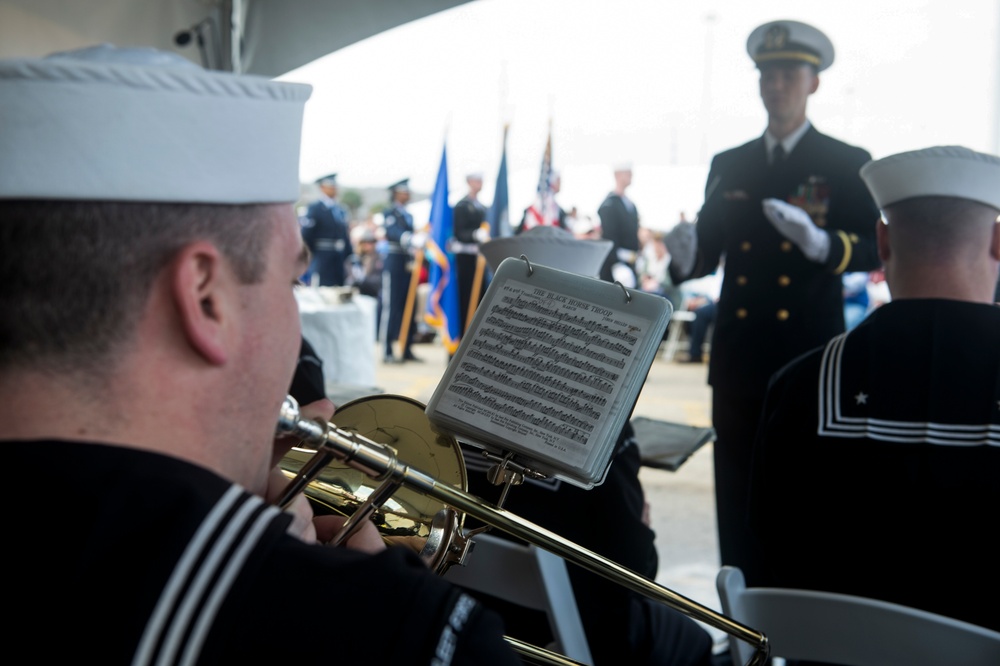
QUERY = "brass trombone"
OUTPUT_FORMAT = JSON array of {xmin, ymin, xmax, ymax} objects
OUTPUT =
[{"xmin": 275, "ymin": 395, "xmax": 770, "ymax": 666}]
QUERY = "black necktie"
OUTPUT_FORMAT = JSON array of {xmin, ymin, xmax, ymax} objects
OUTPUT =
[{"xmin": 772, "ymin": 143, "xmax": 786, "ymax": 164}]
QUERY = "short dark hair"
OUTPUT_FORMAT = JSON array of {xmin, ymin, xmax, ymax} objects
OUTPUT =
[
  {"xmin": 0, "ymin": 200, "xmax": 271, "ymax": 374},
  {"xmin": 884, "ymin": 196, "xmax": 998, "ymax": 264}
]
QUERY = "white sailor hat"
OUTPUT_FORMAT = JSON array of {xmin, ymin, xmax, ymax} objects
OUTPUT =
[
  {"xmin": 859, "ymin": 146, "xmax": 1000, "ymax": 211},
  {"xmin": 466, "ymin": 171, "xmax": 484, "ymax": 181},
  {"xmin": 747, "ymin": 20, "xmax": 835, "ymax": 72},
  {"xmin": 480, "ymin": 226, "xmax": 613, "ymax": 278},
  {"xmin": 0, "ymin": 44, "xmax": 312, "ymax": 203},
  {"xmin": 612, "ymin": 161, "xmax": 633, "ymax": 173}
]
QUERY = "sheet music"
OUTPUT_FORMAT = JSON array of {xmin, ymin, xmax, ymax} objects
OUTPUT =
[
  {"xmin": 436, "ymin": 278, "xmax": 647, "ymax": 470},
  {"xmin": 427, "ymin": 257, "xmax": 671, "ymax": 487}
]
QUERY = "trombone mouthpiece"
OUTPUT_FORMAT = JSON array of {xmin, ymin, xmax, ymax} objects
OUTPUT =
[
  {"xmin": 275, "ymin": 394, "xmax": 328, "ymax": 446},
  {"xmin": 276, "ymin": 395, "xmax": 301, "ymax": 437}
]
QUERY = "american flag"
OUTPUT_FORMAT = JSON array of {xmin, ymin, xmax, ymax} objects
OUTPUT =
[{"xmin": 522, "ymin": 128, "xmax": 560, "ymax": 230}]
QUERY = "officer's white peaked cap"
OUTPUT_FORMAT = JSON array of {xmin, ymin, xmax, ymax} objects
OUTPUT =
[
  {"xmin": 0, "ymin": 44, "xmax": 312, "ymax": 203},
  {"xmin": 860, "ymin": 146, "xmax": 1000, "ymax": 211},
  {"xmin": 747, "ymin": 20, "xmax": 835, "ymax": 72}
]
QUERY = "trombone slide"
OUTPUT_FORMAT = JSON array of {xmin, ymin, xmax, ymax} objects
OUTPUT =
[{"xmin": 276, "ymin": 398, "xmax": 770, "ymax": 665}]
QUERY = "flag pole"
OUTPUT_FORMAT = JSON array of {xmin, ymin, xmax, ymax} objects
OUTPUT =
[
  {"xmin": 396, "ymin": 246, "xmax": 424, "ymax": 359},
  {"xmin": 466, "ymin": 224, "xmax": 489, "ymax": 334}
]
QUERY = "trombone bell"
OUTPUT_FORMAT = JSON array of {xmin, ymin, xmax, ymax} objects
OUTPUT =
[{"xmin": 279, "ymin": 394, "xmax": 468, "ymax": 572}]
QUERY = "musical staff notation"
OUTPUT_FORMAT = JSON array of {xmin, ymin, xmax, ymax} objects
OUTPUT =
[{"xmin": 427, "ymin": 266, "xmax": 670, "ymax": 487}]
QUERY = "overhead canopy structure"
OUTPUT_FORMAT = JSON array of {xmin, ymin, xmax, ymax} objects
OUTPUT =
[{"xmin": 0, "ymin": 0, "xmax": 473, "ymax": 76}]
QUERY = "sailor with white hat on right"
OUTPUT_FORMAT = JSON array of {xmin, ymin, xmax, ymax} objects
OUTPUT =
[
  {"xmin": 746, "ymin": 145, "xmax": 1000, "ymax": 633},
  {"xmin": 597, "ymin": 161, "xmax": 640, "ymax": 286}
]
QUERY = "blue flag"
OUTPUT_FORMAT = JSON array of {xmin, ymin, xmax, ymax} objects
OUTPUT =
[
  {"xmin": 423, "ymin": 145, "xmax": 461, "ymax": 353},
  {"xmin": 488, "ymin": 126, "xmax": 511, "ymax": 238}
]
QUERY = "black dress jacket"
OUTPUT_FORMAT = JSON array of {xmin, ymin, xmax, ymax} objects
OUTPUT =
[{"xmin": 675, "ymin": 126, "xmax": 881, "ymax": 393}]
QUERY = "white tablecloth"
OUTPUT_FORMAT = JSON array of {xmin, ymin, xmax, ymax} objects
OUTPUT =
[{"xmin": 296, "ymin": 289, "xmax": 378, "ymax": 389}]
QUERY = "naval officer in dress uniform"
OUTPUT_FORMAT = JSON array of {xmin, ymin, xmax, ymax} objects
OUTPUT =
[
  {"xmin": 302, "ymin": 173, "xmax": 353, "ymax": 286},
  {"xmin": 381, "ymin": 178, "xmax": 422, "ymax": 363},
  {"xmin": 666, "ymin": 20, "xmax": 881, "ymax": 581},
  {"xmin": 747, "ymin": 146, "xmax": 1000, "ymax": 632}
]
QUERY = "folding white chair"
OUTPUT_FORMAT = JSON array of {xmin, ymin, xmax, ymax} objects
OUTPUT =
[
  {"xmin": 661, "ymin": 308, "xmax": 696, "ymax": 361},
  {"xmin": 444, "ymin": 533, "xmax": 592, "ymax": 664},
  {"xmin": 717, "ymin": 566, "xmax": 1000, "ymax": 666}
]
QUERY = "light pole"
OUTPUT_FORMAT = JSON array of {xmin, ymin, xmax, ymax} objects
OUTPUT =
[{"xmin": 700, "ymin": 13, "xmax": 717, "ymax": 164}]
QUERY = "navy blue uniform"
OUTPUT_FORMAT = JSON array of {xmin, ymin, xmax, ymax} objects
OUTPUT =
[
  {"xmin": 10, "ymin": 440, "xmax": 520, "ymax": 665},
  {"xmin": 302, "ymin": 198, "xmax": 352, "ymax": 286},
  {"xmin": 749, "ymin": 299, "xmax": 1000, "ymax": 631},
  {"xmin": 597, "ymin": 193, "xmax": 640, "ymax": 283},
  {"xmin": 671, "ymin": 125, "xmax": 880, "ymax": 576},
  {"xmin": 382, "ymin": 203, "xmax": 416, "ymax": 359}
]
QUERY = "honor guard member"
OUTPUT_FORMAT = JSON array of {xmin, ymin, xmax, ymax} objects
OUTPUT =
[
  {"xmin": 748, "ymin": 146, "xmax": 1000, "ymax": 632},
  {"xmin": 451, "ymin": 171, "xmax": 488, "ymax": 334},
  {"xmin": 302, "ymin": 173, "xmax": 353, "ymax": 286},
  {"xmin": 0, "ymin": 46, "xmax": 518, "ymax": 666},
  {"xmin": 665, "ymin": 20, "xmax": 881, "ymax": 581},
  {"xmin": 598, "ymin": 163, "xmax": 641, "ymax": 287},
  {"xmin": 382, "ymin": 178, "xmax": 422, "ymax": 363},
  {"xmin": 518, "ymin": 170, "xmax": 568, "ymax": 233}
]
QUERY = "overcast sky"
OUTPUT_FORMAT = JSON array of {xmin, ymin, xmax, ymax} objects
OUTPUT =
[{"xmin": 280, "ymin": 0, "xmax": 1000, "ymax": 230}]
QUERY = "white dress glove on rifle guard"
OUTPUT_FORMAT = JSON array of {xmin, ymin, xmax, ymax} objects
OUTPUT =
[
  {"xmin": 473, "ymin": 226, "xmax": 491, "ymax": 243},
  {"xmin": 664, "ymin": 221, "xmax": 698, "ymax": 277},
  {"xmin": 610, "ymin": 262, "xmax": 637, "ymax": 289},
  {"xmin": 761, "ymin": 198, "xmax": 831, "ymax": 263},
  {"xmin": 408, "ymin": 231, "xmax": 428, "ymax": 250}
]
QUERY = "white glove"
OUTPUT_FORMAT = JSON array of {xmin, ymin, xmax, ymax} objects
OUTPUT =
[
  {"xmin": 473, "ymin": 225, "xmax": 491, "ymax": 243},
  {"xmin": 762, "ymin": 198, "xmax": 830, "ymax": 263},
  {"xmin": 408, "ymin": 231, "xmax": 427, "ymax": 250},
  {"xmin": 665, "ymin": 221, "xmax": 698, "ymax": 277},
  {"xmin": 610, "ymin": 262, "xmax": 636, "ymax": 289}
]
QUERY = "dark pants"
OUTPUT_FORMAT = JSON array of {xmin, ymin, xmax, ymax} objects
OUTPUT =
[
  {"xmin": 688, "ymin": 301, "xmax": 717, "ymax": 360},
  {"xmin": 382, "ymin": 253, "xmax": 414, "ymax": 358},
  {"xmin": 711, "ymin": 384, "xmax": 767, "ymax": 586},
  {"xmin": 313, "ymin": 249, "xmax": 348, "ymax": 287}
]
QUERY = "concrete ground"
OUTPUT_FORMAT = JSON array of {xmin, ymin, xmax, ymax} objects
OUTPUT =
[{"xmin": 364, "ymin": 337, "xmax": 730, "ymax": 648}]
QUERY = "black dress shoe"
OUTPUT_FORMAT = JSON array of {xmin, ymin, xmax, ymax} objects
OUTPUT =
[
  {"xmin": 383, "ymin": 354, "xmax": 402, "ymax": 364},
  {"xmin": 402, "ymin": 352, "xmax": 423, "ymax": 363}
]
